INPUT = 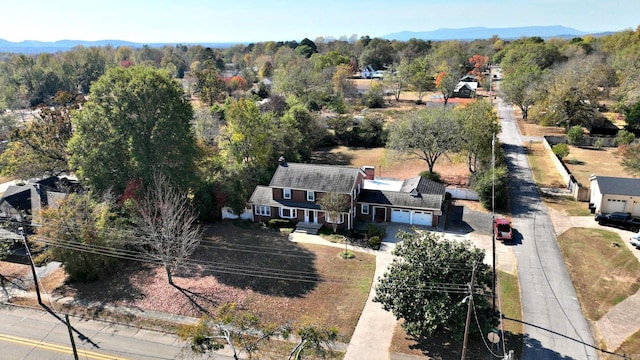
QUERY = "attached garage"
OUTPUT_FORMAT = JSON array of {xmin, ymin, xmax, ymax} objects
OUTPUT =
[
  {"xmin": 411, "ymin": 210, "xmax": 433, "ymax": 226},
  {"xmin": 391, "ymin": 209, "xmax": 411, "ymax": 224},
  {"xmin": 606, "ymin": 199, "xmax": 627, "ymax": 213},
  {"xmin": 391, "ymin": 209, "xmax": 433, "ymax": 226}
]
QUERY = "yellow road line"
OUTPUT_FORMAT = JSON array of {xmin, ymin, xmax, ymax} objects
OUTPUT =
[{"xmin": 0, "ymin": 333, "xmax": 129, "ymax": 360}]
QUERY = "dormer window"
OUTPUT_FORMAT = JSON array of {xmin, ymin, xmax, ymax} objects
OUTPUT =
[
  {"xmin": 307, "ymin": 191, "xmax": 315, "ymax": 202},
  {"xmin": 283, "ymin": 188, "xmax": 292, "ymax": 199}
]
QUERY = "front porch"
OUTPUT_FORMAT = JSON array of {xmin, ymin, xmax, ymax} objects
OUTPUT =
[{"xmin": 294, "ymin": 222, "xmax": 324, "ymax": 235}]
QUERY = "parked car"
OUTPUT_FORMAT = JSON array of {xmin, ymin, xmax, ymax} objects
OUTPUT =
[
  {"xmin": 494, "ymin": 218, "xmax": 512, "ymax": 241},
  {"xmin": 595, "ymin": 212, "xmax": 640, "ymax": 233},
  {"xmin": 631, "ymin": 234, "xmax": 640, "ymax": 248}
]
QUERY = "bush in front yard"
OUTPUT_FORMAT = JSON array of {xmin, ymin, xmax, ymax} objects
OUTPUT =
[
  {"xmin": 366, "ymin": 224, "xmax": 386, "ymax": 239},
  {"xmin": 268, "ymin": 219, "xmax": 296, "ymax": 229},
  {"xmin": 368, "ymin": 236, "xmax": 382, "ymax": 250}
]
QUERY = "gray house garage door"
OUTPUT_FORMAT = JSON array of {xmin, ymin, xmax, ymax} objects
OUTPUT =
[
  {"xmin": 606, "ymin": 199, "xmax": 627, "ymax": 213},
  {"xmin": 391, "ymin": 209, "xmax": 410, "ymax": 224},
  {"xmin": 391, "ymin": 209, "xmax": 433, "ymax": 226},
  {"xmin": 411, "ymin": 210, "xmax": 433, "ymax": 226}
]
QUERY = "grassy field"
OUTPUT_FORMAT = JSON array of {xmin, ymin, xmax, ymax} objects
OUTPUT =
[
  {"xmin": 557, "ymin": 228, "xmax": 640, "ymax": 321},
  {"xmin": 564, "ymin": 145, "xmax": 635, "ymax": 186}
]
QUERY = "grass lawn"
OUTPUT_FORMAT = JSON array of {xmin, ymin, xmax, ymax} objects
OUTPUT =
[
  {"xmin": 557, "ymin": 227, "xmax": 640, "ymax": 321},
  {"xmin": 27, "ymin": 221, "xmax": 376, "ymax": 344},
  {"xmin": 498, "ymin": 271, "xmax": 523, "ymax": 359},
  {"xmin": 564, "ymin": 145, "xmax": 635, "ymax": 186}
]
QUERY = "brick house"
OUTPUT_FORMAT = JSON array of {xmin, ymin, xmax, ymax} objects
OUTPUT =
[{"xmin": 248, "ymin": 160, "xmax": 447, "ymax": 232}]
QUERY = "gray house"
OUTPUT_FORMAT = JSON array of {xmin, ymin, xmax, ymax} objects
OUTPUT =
[{"xmin": 589, "ymin": 175, "xmax": 640, "ymax": 216}]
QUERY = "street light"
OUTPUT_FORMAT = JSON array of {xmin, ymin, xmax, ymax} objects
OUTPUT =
[{"xmin": 492, "ymin": 133, "xmax": 496, "ymax": 312}]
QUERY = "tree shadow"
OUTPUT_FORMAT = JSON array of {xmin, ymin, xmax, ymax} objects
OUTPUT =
[
  {"xmin": 176, "ymin": 222, "xmax": 319, "ymax": 298},
  {"xmin": 171, "ymin": 284, "xmax": 214, "ymax": 317},
  {"xmin": 56, "ymin": 261, "xmax": 153, "ymax": 304},
  {"xmin": 309, "ymin": 147, "xmax": 354, "ymax": 165}
]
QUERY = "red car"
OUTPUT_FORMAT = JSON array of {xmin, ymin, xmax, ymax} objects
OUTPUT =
[{"xmin": 494, "ymin": 218, "xmax": 512, "ymax": 241}]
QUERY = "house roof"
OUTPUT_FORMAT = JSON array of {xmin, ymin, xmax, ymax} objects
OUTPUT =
[
  {"xmin": 269, "ymin": 162, "xmax": 362, "ymax": 194},
  {"xmin": 593, "ymin": 176, "xmax": 640, "ymax": 197},
  {"xmin": 455, "ymin": 82, "xmax": 478, "ymax": 92},
  {"xmin": 358, "ymin": 189, "xmax": 443, "ymax": 212},
  {"xmin": 358, "ymin": 176, "xmax": 446, "ymax": 212},
  {"xmin": 249, "ymin": 185, "xmax": 321, "ymax": 210}
]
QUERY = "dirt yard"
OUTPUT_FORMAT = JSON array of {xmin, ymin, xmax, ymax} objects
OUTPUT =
[
  {"xmin": 3, "ymin": 222, "xmax": 376, "ymax": 343},
  {"xmin": 312, "ymin": 146, "xmax": 470, "ymax": 185}
]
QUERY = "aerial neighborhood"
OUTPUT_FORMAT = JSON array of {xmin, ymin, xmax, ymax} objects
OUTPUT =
[{"xmin": 1, "ymin": 23, "xmax": 640, "ymax": 360}]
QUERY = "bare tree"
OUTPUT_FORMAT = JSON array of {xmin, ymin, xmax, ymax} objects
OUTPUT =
[
  {"xmin": 318, "ymin": 192, "xmax": 351, "ymax": 233},
  {"xmin": 135, "ymin": 173, "xmax": 201, "ymax": 286}
]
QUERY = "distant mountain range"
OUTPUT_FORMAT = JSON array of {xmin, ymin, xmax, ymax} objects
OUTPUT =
[
  {"xmin": 381, "ymin": 25, "xmax": 607, "ymax": 41},
  {"xmin": 0, "ymin": 26, "xmax": 614, "ymax": 54},
  {"xmin": 0, "ymin": 39, "xmax": 240, "ymax": 54}
]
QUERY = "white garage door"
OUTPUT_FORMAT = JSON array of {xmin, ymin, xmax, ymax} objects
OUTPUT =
[
  {"xmin": 391, "ymin": 209, "xmax": 411, "ymax": 224},
  {"xmin": 411, "ymin": 211, "xmax": 433, "ymax": 226},
  {"xmin": 633, "ymin": 201, "xmax": 640, "ymax": 217},
  {"xmin": 606, "ymin": 199, "xmax": 627, "ymax": 213}
]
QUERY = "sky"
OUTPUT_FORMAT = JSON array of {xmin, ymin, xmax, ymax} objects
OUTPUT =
[{"xmin": 1, "ymin": 0, "xmax": 638, "ymax": 44}]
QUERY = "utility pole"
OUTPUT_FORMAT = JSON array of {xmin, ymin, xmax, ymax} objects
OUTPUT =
[
  {"xmin": 461, "ymin": 262, "xmax": 477, "ymax": 360},
  {"xmin": 492, "ymin": 133, "xmax": 497, "ymax": 312},
  {"xmin": 21, "ymin": 219, "xmax": 43, "ymax": 306}
]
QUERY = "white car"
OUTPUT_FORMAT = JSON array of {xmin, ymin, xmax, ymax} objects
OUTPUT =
[{"xmin": 631, "ymin": 234, "xmax": 640, "ymax": 249}]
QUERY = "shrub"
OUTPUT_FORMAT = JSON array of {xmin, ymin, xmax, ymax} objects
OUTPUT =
[
  {"xmin": 366, "ymin": 224, "xmax": 386, "ymax": 239},
  {"xmin": 552, "ymin": 144, "xmax": 570, "ymax": 159},
  {"xmin": 268, "ymin": 219, "xmax": 296, "ymax": 229},
  {"xmin": 615, "ymin": 129, "xmax": 635, "ymax": 146},
  {"xmin": 339, "ymin": 250, "xmax": 355, "ymax": 259},
  {"xmin": 471, "ymin": 165, "xmax": 509, "ymax": 210},
  {"xmin": 566, "ymin": 125, "xmax": 584, "ymax": 145},
  {"xmin": 368, "ymin": 236, "xmax": 382, "ymax": 250},
  {"xmin": 594, "ymin": 138, "xmax": 604, "ymax": 150}
]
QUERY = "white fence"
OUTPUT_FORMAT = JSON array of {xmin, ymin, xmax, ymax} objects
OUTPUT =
[
  {"xmin": 221, "ymin": 207, "xmax": 254, "ymax": 221},
  {"xmin": 446, "ymin": 187, "xmax": 479, "ymax": 201}
]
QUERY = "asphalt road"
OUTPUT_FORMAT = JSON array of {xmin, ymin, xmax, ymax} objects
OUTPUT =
[
  {"xmin": 0, "ymin": 305, "xmax": 220, "ymax": 360},
  {"xmin": 497, "ymin": 97, "xmax": 598, "ymax": 359}
]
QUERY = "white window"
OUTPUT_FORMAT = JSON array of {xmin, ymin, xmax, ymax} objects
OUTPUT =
[
  {"xmin": 255, "ymin": 206, "xmax": 271, "ymax": 216},
  {"xmin": 325, "ymin": 213, "xmax": 344, "ymax": 224},
  {"xmin": 361, "ymin": 204, "xmax": 369, "ymax": 215},
  {"xmin": 307, "ymin": 191, "xmax": 315, "ymax": 202},
  {"xmin": 280, "ymin": 207, "xmax": 297, "ymax": 219},
  {"xmin": 283, "ymin": 188, "xmax": 292, "ymax": 199}
]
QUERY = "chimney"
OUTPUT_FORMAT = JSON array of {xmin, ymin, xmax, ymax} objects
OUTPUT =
[{"xmin": 363, "ymin": 166, "xmax": 375, "ymax": 180}]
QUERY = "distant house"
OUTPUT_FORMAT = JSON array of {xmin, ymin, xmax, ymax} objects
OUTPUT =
[
  {"xmin": 0, "ymin": 176, "xmax": 80, "ymax": 225},
  {"xmin": 247, "ymin": 160, "xmax": 446, "ymax": 233},
  {"xmin": 361, "ymin": 65, "xmax": 376, "ymax": 79},
  {"xmin": 589, "ymin": 175, "xmax": 640, "ymax": 216},
  {"xmin": 453, "ymin": 81, "xmax": 478, "ymax": 98}
]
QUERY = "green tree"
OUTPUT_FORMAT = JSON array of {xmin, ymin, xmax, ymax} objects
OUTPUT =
[
  {"xmin": 374, "ymin": 229, "xmax": 496, "ymax": 339},
  {"xmin": 39, "ymin": 192, "xmax": 126, "ymax": 282},
  {"xmin": 471, "ymin": 165, "xmax": 509, "ymax": 210},
  {"xmin": 398, "ymin": 57, "xmax": 434, "ymax": 104},
  {"xmin": 625, "ymin": 101, "xmax": 640, "ymax": 130},
  {"xmin": 67, "ymin": 66, "xmax": 198, "ymax": 194},
  {"xmin": 500, "ymin": 64, "xmax": 542, "ymax": 119},
  {"xmin": 134, "ymin": 173, "xmax": 201, "ymax": 286},
  {"xmin": 0, "ymin": 92, "xmax": 81, "ymax": 179},
  {"xmin": 359, "ymin": 38, "xmax": 394, "ymax": 71},
  {"xmin": 222, "ymin": 98, "xmax": 273, "ymax": 167},
  {"xmin": 194, "ymin": 60, "xmax": 226, "ymax": 106},
  {"xmin": 455, "ymin": 100, "xmax": 500, "ymax": 173},
  {"xmin": 387, "ymin": 108, "xmax": 461, "ymax": 174},
  {"xmin": 362, "ymin": 81, "xmax": 385, "ymax": 108}
]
